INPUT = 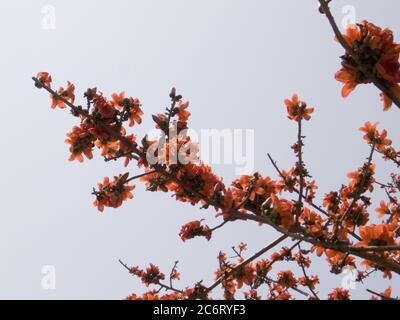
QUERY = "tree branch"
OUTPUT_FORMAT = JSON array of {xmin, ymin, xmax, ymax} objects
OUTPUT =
[{"xmin": 318, "ymin": 0, "xmax": 400, "ymax": 109}]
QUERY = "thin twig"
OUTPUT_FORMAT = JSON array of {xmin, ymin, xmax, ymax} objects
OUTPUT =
[
  {"xmin": 339, "ymin": 141, "xmax": 376, "ymax": 224},
  {"xmin": 296, "ymin": 119, "xmax": 304, "ymax": 223},
  {"xmin": 267, "ymin": 153, "xmax": 362, "ymax": 241},
  {"xmin": 366, "ymin": 289, "xmax": 398, "ymax": 301},
  {"xmin": 205, "ymin": 235, "xmax": 289, "ymax": 294},
  {"xmin": 297, "ymin": 244, "xmax": 320, "ymax": 300},
  {"xmin": 118, "ymin": 259, "xmax": 183, "ymax": 294}
]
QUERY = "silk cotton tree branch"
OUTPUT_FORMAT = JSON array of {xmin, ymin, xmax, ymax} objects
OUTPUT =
[
  {"xmin": 33, "ymin": 72, "xmax": 400, "ymax": 300},
  {"xmin": 34, "ymin": 72, "xmax": 399, "ymax": 300},
  {"xmin": 33, "ymin": 75, "xmax": 400, "ymax": 274},
  {"xmin": 32, "ymin": 3, "xmax": 400, "ymax": 299}
]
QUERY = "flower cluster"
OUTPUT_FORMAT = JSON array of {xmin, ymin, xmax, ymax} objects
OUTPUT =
[
  {"xmin": 335, "ymin": 21, "xmax": 400, "ymax": 110},
  {"xmin": 111, "ymin": 92, "xmax": 143, "ymax": 127},
  {"xmin": 358, "ymin": 224, "xmax": 396, "ymax": 247},
  {"xmin": 232, "ymin": 173, "xmax": 277, "ymax": 210},
  {"xmin": 129, "ymin": 263, "xmax": 166, "ymax": 287},
  {"xmin": 179, "ymin": 220, "xmax": 212, "ymax": 242},
  {"xmin": 284, "ymin": 94, "xmax": 314, "ymax": 122},
  {"xmin": 35, "ymin": 27, "xmax": 400, "ymax": 301},
  {"xmin": 92, "ymin": 174, "xmax": 135, "ymax": 212},
  {"xmin": 299, "ymin": 208, "xmax": 325, "ymax": 237},
  {"xmin": 328, "ymin": 288, "xmax": 350, "ymax": 300},
  {"xmin": 360, "ymin": 122, "xmax": 400, "ymax": 166}
]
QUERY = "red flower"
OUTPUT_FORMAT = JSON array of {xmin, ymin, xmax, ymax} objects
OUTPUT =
[
  {"xmin": 322, "ymin": 192, "xmax": 340, "ymax": 213},
  {"xmin": 359, "ymin": 122, "xmax": 392, "ymax": 152},
  {"xmin": 51, "ymin": 81, "xmax": 75, "ymax": 109},
  {"xmin": 255, "ymin": 259, "xmax": 272, "ymax": 277},
  {"xmin": 112, "ymin": 91, "xmax": 143, "ymax": 127},
  {"xmin": 176, "ymin": 100, "xmax": 190, "ymax": 122},
  {"xmin": 93, "ymin": 174, "xmax": 135, "ymax": 212},
  {"xmin": 65, "ymin": 124, "xmax": 95, "ymax": 162},
  {"xmin": 325, "ymin": 250, "xmax": 356, "ymax": 273},
  {"xmin": 269, "ymin": 194, "xmax": 295, "ymax": 230},
  {"xmin": 141, "ymin": 264, "xmax": 165, "ymax": 286},
  {"xmin": 232, "ymin": 174, "xmax": 276, "ymax": 208},
  {"xmin": 335, "ymin": 69, "xmax": 357, "ymax": 98},
  {"xmin": 94, "ymin": 96, "xmax": 117, "ymax": 122},
  {"xmin": 179, "ymin": 220, "xmax": 212, "ymax": 242},
  {"xmin": 298, "ymin": 275, "xmax": 319, "ymax": 290},
  {"xmin": 380, "ymin": 85, "xmax": 400, "ymax": 111},
  {"xmin": 233, "ymin": 261, "xmax": 255, "ymax": 289},
  {"xmin": 375, "ymin": 201, "xmax": 391, "ymax": 218},
  {"xmin": 335, "ymin": 21, "xmax": 400, "ymax": 111},
  {"xmin": 172, "ymin": 163, "xmax": 224, "ymax": 204},
  {"xmin": 346, "ymin": 163, "xmax": 376, "ymax": 195},
  {"xmin": 284, "ymin": 94, "xmax": 314, "ymax": 122},
  {"xmin": 328, "ymin": 288, "xmax": 350, "ymax": 300},
  {"xmin": 300, "ymin": 208, "xmax": 324, "ymax": 237},
  {"xmin": 276, "ymin": 270, "xmax": 297, "ymax": 288},
  {"xmin": 358, "ymin": 224, "xmax": 396, "ymax": 247},
  {"xmin": 379, "ymin": 287, "xmax": 393, "ymax": 300},
  {"xmin": 36, "ymin": 72, "xmax": 52, "ymax": 87}
]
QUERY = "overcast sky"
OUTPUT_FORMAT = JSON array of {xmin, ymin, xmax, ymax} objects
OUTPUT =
[{"xmin": 0, "ymin": 0, "xmax": 399, "ymax": 299}]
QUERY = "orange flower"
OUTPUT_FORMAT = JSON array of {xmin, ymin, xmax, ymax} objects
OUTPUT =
[
  {"xmin": 346, "ymin": 163, "xmax": 375, "ymax": 195},
  {"xmin": 244, "ymin": 289, "xmax": 261, "ymax": 300},
  {"xmin": 268, "ymin": 285, "xmax": 292, "ymax": 300},
  {"xmin": 51, "ymin": 81, "xmax": 75, "ymax": 109},
  {"xmin": 276, "ymin": 270, "xmax": 297, "ymax": 288},
  {"xmin": 341, "ymin": 24, "xmax": 362, "ymax": 44},
  {"xmin": 328, "ymin": 288, "xmax": 350, "ymax": 300},
  {"xmin": 380, "ymin": 287, "xmax": 393, "ymax": 299},
  {"xmin": 94, "ymin": 95, "xmax": 117, "ymax": 122},
  {"xmin": 94, "ymin": 134, "xmax": 136, "ymax": 167},
  {"xmin": 65, "ymin": 124, "xmax": 95, "ymax": 162},
  {"xmin": 359, "ymin": 121, "xmax": 392, "ymax": 151},
  {"xmin": 127, "ymin": 98, "xmax": 143, "ymax": 127},
  {"xmin": 141, "ymin": 264, "xmax": 166, "ymax": 286},
  {"xmin": 300, "ymin": 208, "xmax": 324, "ymax": 237},
  {"xmin": 233, "ymin": 261, "xmax": 255, "ymax": 289},
  {"xmin": 380, "ymin": 85, "xmax": 400, "ymax": 111},
  {"xmin": 172, "ymin": 163, "xmax": 223, "ymax": 204},
  {"xmin": 36, "ymin": 71, "xmax": 52, "ymax": 87},
  {"xmin": 338, "ymin": 202, "xmax": 369, "ymax": 228},
  {"xmin": 111, "ymin": 91, "xmax": 126, "ymax": 109},
  {"xmin": 176, "ymin": 100, "xmax": 191, "ymax": 122},
  {"xmin": 375, "ymin": 201, "xmax": 391, "ymax": 218},
  {"xmin": 232, "ymin": 174, "xmax": 276, "ymax": 209},
  {"xmin": 179, "ymin": 220, "xmax": 212, "ymax": 242},
  {"xmin": 298, "ymin": 275, "xmax": 319, "ymax": 290},
  {"xmin": 112, "ymin": 91, "xmax": 143, "ymax": 127},
  {"xmin": 335, "ymin": 69, "xmax": 357, "ymax": 98},
  {"xmin": 325, "ymin": 250, "xmax": 356, "ymax": 273},
  {"xmin": 255, "ymin": 259, "xmax": 272, "ymax": 277},
  {"xmin": 323, "ymin": 191, "xmax": 340, "ymax": 213},
  {"xmin": 311, "ymin": 246, "xmax": 325, "ymax": 257},
  {"xmin": 305, "ymin": 180, "xmax": 318, "ymax": 204},
  {"xmin": 93, "ymin": 175, "xmax": 135, "ymax": 212},
  {"xmin": 269, "ymin": 194, "xmax": 295, "ymax": 230},
  {"xmin": 284, "ymin": 94, "xmax": 314, "ymax": 122},
  {"xmin": 358, "ymin": 224, "xmax": 396, "ymax": 247},
  {"xmin": 335, "ymin": 21, "xmax": 400, "ymax": 111}
]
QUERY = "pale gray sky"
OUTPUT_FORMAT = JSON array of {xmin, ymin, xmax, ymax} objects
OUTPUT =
[{"xmin": 0, "ymin": 0, "xmax": 399, "ymax": 299}]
